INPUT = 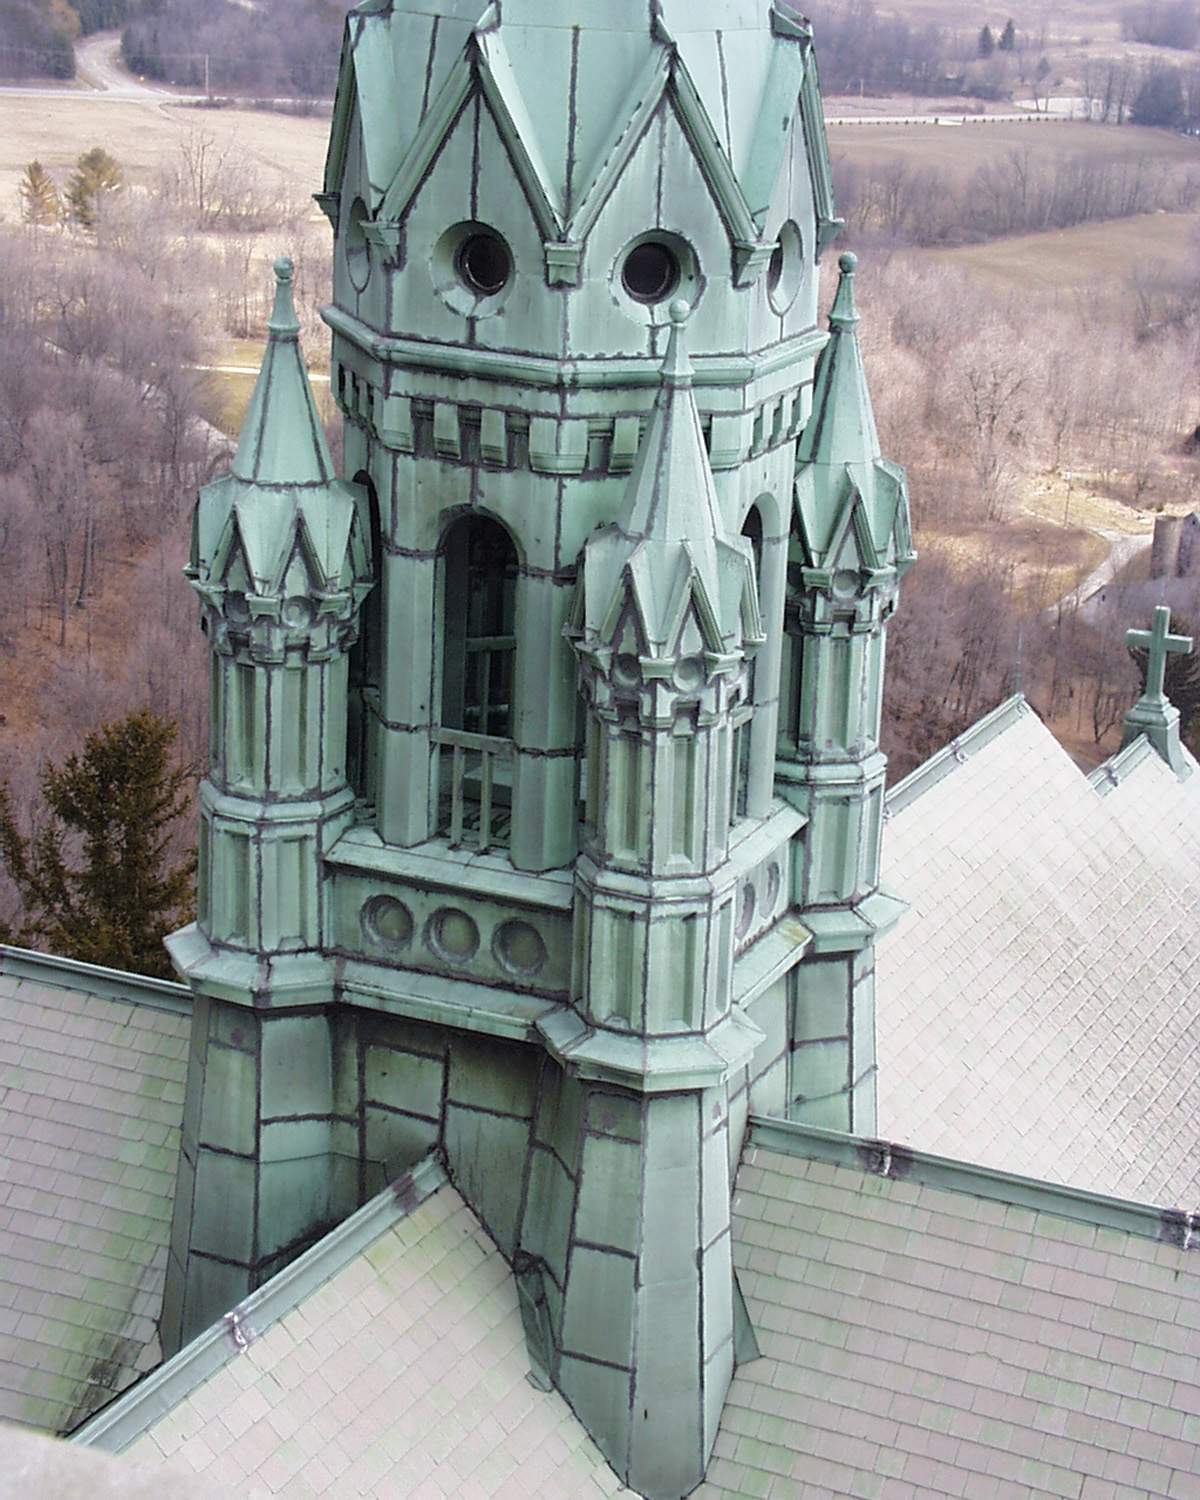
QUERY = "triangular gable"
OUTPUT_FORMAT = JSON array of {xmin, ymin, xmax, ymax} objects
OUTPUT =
[
  {"xmin": 564, "ymin": 44, "xmax": 671, "ymax": 244},
  {"xmin": 666, "ymin": 58, "xmax": 758, "ymax": 249},
  {"xmin": 740, "ymin": 28, "xmax": 807, "ymax": 226},
  {"xmin": 296, "ymin": 483, "xmax": 358, "ymax": 591},
  {"xmin": 798, "ymin": 43, "xmax": 843, "ymax": 257},
  {"xmin": 232, "ymin": 493, "xmax": 297, "ymax": 593},
  {"xmin": 474, "ymin": 30, "xmax": 564, "ymax": 238},
  {"xmin": 378, "ymin": 52, "xmax": 474, "ymax": 224},
  {"xmin": 324, "ymin": 4, "xmax": 403, "ymax": 210},
  {"xmin": 560, "ymin": 46, "xmax": 765, "ymax": 277},
  {"xmin": 379, "ymin": 43, "xmax": 562, "ymax": 243}
]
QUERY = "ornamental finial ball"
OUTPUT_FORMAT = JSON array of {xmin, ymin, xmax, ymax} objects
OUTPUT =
[
  {"xmin": 669, "ymin": 297, "xmax": 691, "ymax": 326},
  {"xmin": 839, "ymin": 251, "xmax": 858, "ymax": 275},
  {"xmin": 274, "ymin": 255, "xmax": 295, "ymax": 283}
]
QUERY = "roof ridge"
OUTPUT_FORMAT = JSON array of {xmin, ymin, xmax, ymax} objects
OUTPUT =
[
  {"xmin": 0, "ymin": 944, "xmax": 190, "ymax": 1016},
  {"xmin": 745, "ymin": 1116, "xmax": 1200, "ymax": 1247},
  {"xmin": 73, "ymin": 1154, "xmax": 449, "ymax": 1454},
  {"xmin": 885, "ymin": 694, "xmax": 1031, "ymax": 817}
]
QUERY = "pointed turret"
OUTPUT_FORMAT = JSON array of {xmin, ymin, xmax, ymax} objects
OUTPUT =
[
  {"xmin": 165, "ymin": 257, "xmax": 376, "ymax": 1353},
  {"xmin": 230, "ymin": 257, "xmax": 334, "ymax": 489},
  {"xmin": 549, "ymin": 301, "xmax": 766, "ymax": 1499},
  {"xmin": 776, "ymin": 251, "xmax": 914, "ymax": 1139},
  {"xmin": 191, "ymin": 259, "xmax": 370, "ymax": 607},
  {"xmin": 795, "ymin": 252, "xmax": 914, "ymax": 579},
  {"xmin": 578, "ymin": 299, "xmax": 759, "ymax": 668}
]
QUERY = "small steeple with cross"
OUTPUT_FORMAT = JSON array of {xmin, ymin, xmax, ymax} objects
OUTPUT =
[{"xmin": 1121, "ymin": 604, "xmax": 1194, "ymax": 776}]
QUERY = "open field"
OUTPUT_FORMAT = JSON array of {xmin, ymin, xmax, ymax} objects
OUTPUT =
[
  {"xmin": 928, "ymin": 209, "xmax": 1200, "ymax": 292},
  {"xmin": 0, "ymin": 95, "xmax": 327, "ymax": 219},
  {"xmin": 830, "ymin": 119, "xmax": 1200, "ymax": 178}
]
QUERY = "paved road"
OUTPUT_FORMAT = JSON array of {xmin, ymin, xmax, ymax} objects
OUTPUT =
[
  {"xmin": 0, "ymin": 31, "xmax": 327, "ymax": 107},
  {"xmin": 74, "ymin": 31, "xmax": 183, "ymax": 99},
  {"xmin": 1048, "ymin": 530, "xmax": 1154, "ymax": 619}
]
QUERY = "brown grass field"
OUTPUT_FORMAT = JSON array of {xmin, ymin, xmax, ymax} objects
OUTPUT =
[
  {"xmin": 929, "ymin": 210, "xmax": 1200, "ymax": 292},
  {"xmin": 0, "ymin": 95, "xmax": 328, "ymax": 216},
  {"xmin": 830, "ymin": 119, "xmax": 1200, "ymax": 178}
]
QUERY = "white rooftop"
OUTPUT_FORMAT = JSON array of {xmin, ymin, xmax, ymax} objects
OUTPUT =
[
  {"xmin": 877, "ymin": 698, "xmax": 1200, "ymax": 1210},
  {"xmin": 0, "ymin": 961, "xmax": 189, "ymax": 1432}
]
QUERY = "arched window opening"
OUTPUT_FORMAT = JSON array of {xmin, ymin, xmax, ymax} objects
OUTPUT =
[
  {"xmin": 441, "ymin": 514, "xmax": 517, "ymax": 736},
  {"xmin": 731, "ymin": 505, "xmax": 763, "ymax": 825},
  {"xmin": 436, "ymin": 514, "xmax": 518, "ymax": 851},
  {"xmin": 347, "ymin": 473, "xmax": 383, "ymax": 809}
]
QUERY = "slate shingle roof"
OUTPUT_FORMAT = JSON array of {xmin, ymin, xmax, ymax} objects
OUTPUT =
[
  {"xmin": 876, "ymin": 698, "xmax": 1200, "ymax": 1210},
  {"xmin": 0, "ymin": 964, "xmax": 189, "ymax": 1433},
  {"xmin": 700, "ymin": 1133, "xmax": 1200, "ymax": 1500},
  {"xmin": 109, "ymin": 1175, "xmax": 626, "ymax": 1498}
]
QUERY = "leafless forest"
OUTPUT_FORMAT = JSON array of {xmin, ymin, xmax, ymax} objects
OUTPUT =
[
  {"xmin": 0, "ymin": 2, "xmax": 1199, "ymax": 936},
  {"xmin": 0, "ymin": 134, "xmax": 335, "ymax": 927}
]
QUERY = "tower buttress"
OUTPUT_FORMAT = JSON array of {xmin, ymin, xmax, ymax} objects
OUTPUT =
[
  {"xmin": 535, "ymin": 302, "xmax": 760, "ymax": 1496},
  {"xmin": 779, "ymin": 252, "xmax": 914, "ymax": 1133}
]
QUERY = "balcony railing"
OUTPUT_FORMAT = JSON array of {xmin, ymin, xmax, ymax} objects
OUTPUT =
[{"xmin": 433, "ymin": 728, "xmax": 513, "ymax": 853}]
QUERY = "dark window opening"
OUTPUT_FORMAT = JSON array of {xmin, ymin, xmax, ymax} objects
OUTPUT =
[
  {"xmin": 441, "ymin": 515, "xmax": 518, "ymax": 738},
  {"xmin": 457, "ymin": 232, "xmax": 512, "ymax": 296},
  {"xmin": 347, "ymin": 473, "xmax": 383, "ymax": 808},
  {"xmin": 731, "ymin": 505, "xmax": 764, "ymax": 826},
  {"xmin": 437, "ymin": 514, "xmax": 519, "ymax": 851},
  {"xmin": 623, "ymin": 240, "xmax": 680, "ymax": 303}
]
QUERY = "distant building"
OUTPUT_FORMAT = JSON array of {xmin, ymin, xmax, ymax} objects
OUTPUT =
[
  {"xmin": 4, "ymin": 5, "xmax": 1200, "ymax": 1499},
  {"xmin": 1150, "ymin": 510, "xmax": 1200, "ymax": 579}
]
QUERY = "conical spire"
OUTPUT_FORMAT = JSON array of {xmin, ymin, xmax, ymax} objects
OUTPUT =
[
  {"xmin": 191, "ymin": 256, "xmax": 372, "ymax": 600},
  {"xmin": 797, "ymin": 252, "xmax": 880, "ymax": 471},
  {"xmin": 617, "ymin": 299, "xmax": 725, "ymax": 574},
  {"xmin": 578, "ymin": 300, "xmax": 755, "ymax": 658},
  {"xmin": 231, "ymin": 257, "xmax": 334, "ymax": 489}
]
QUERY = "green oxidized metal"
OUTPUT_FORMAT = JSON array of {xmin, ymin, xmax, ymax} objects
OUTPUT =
[{"xmin": 165, "ymin": 6, "xmax": 912, "ymax": 1497}]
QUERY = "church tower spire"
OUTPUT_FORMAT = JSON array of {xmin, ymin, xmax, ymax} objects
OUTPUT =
[
  {"xmin": 780, "ymin": 251, "xmax": 914, "ymax": 1134},
  {"xmin": 165, "ymin": 7, "xmax": 886, "ymax": 1495}
]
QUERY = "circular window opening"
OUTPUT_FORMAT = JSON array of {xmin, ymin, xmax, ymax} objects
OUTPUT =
[
  {"xmin": 494, "ymin": 919, "xmax": 548, "ymax": 978},
  {"xmin": 767, "ymin": 220, "xmax": 804, "ymax": 315},
  {"xmin": 432, "ymin": 221, "xmax": 514, "ymax": 318},
  {"xmin": 362, "ymin": 895, "xmax": 414, "ymax": 950},
  {"xmin": 622, "ymin": 240, "xmax": 680, "ymax": 303},
  {"xmin": 346, "ymin": 197, "xmax": 371, "ymax": 292},
  {"xmin": 427, "ymin": 907, "xmax": 480, "ymax": 965},
  {"xmin": 457, "ymin": 232, "xmax": 511, "ymax": 296}
]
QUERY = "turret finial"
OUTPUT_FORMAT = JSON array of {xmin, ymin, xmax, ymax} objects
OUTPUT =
[
  {"xmin": 661, "ymin": 297, "xmax": 694, "ymax": 388},
  {"xmin": 268, "ymin": 255, "xmax": 301, "ymax": 340},
  {"xmin": 829, "ymin": 251, "xmax": 860, "ymax": 330}
]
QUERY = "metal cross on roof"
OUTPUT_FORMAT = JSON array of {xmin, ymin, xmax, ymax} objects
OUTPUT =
[{"xmin": 1127, "ymin": 605, "xmax": 1193, "ymax": 703}]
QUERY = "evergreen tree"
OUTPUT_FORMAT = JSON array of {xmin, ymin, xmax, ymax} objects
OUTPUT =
[
  {"xmin": 17, "ymin": 160, "xmax": 63, "ymax": 228},
  {"xmin": 999, "ymin": 17, "xmax": 1016, "ymax": 50},
  {"xmin": 0, "ymin": 709, "xmax": 196, "ymax": 979},
  {"xmin": 978, "ymin": 23, "xmax": 995, "ymax": 57},
  {"xmin": 65, "ymin": 145, "xmax": 123, "ymax": 230},
  {"xmin": 1132, "ymin": 65, "xmax": 1186, "ymax": 129}
]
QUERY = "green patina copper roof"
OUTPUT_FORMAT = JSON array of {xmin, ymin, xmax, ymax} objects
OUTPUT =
[
  {"xmin": 577, "ymin": 301, "xmax": 759, "ymax": 659},
  {"xmin": 231, "ymin": 258, "xmax": 334, "ymax": 490},
  {"xmin": 190, "ymin": 259, "xmax": 371, "ymax": 600},
  {"xmin": 326, "ymin": 0, "xmax": 839, "ymax": 253},
  {"xmin": 796, "ymin": 252, "xmax": 877, "ymax": 471},
  {"xmin": 794, "ymin": 253, "xmax": 914, "ymax": 575}
]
